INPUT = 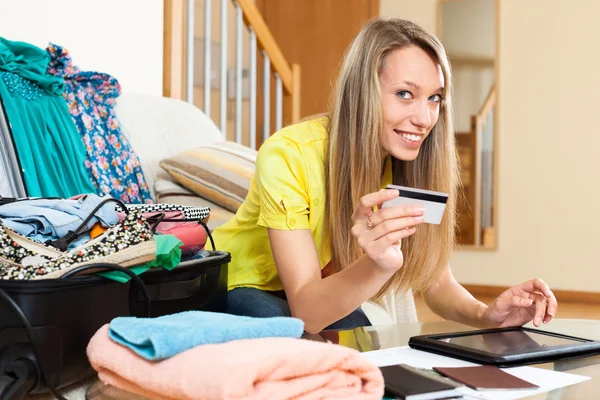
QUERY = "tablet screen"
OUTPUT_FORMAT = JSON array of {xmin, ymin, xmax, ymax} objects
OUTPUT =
[{"xmin": 435, "ymin": 330, "xmax": 586, "ymax": 355}]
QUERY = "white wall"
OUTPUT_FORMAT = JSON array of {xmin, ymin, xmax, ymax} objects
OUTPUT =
[{"xmin": 0, "ymin": 0, "xmax": 163, "ymax": 96}]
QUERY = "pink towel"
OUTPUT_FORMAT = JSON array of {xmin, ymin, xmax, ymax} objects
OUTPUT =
[{"xmin": 87, "ymin": 324, "xmax": 384, "ymax": 400}]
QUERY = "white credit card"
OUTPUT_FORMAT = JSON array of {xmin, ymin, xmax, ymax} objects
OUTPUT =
[{"xmin": 382, "ymin": 184, "xmax": 449, "ymax": 225}]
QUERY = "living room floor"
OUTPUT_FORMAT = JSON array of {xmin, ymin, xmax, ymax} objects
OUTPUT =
[{"xmin": 414, "ymin": 294, "xmax": 600, "ymax": 322}]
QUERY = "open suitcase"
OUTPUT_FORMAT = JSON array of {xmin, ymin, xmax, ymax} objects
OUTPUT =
[
  {"xmin": 0, "ymin": 252, "xmax": 230, "ymax": 399},
  {"xmin": 0, "ymin": 86, "xmax": 232, "ymax": 399}
]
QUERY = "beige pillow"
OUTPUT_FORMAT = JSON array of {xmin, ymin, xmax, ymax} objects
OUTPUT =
[{"xmin": 159, "ymin": 141, "xmax": 256, "ymax": 213}]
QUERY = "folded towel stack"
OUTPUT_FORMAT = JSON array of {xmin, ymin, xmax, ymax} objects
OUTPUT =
[{"xmin": 88, "ymin": 324, "xmax": 384, "ymax": 400}]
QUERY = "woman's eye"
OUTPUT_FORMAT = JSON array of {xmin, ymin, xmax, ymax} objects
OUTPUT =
[
  {"xmin": 396, "ymin": 90, "xmax": 412, "ymax": 100},
  {"xmin": 429, "ymin": 94, "xmax": 443, "ymax": 102}
]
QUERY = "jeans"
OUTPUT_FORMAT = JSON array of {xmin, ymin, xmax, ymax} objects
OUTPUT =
[
  {"xmin": 227, "ymin": 287, "xmax": 372, "ymax": 330},
  {"xmin": 0, "ymin": 194, "xmax": 119, "ymax": 249}
]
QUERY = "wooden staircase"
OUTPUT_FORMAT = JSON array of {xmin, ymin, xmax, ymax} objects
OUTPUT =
[
  {"xmin": 163, "ymin": 0, "xmax": 301, "ymax": 150},
  {"xmin": 455, "ymin": 86, "xmax": 496, "ymax": 247}
]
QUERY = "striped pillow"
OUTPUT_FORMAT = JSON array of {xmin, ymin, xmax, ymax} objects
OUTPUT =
[{"xmin": 159, "ymin": 141, "xmax": 256, "ymax": 213}]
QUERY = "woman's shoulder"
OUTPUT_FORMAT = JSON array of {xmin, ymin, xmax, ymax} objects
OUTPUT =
[{"xmin": 266, "ymin": 115, "xmax": 330, "ymax": 147}]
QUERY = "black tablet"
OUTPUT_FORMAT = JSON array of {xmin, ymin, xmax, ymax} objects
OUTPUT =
[{"xmin": 408, "ymin": 327, "xmax": 600, "ymax": 367}]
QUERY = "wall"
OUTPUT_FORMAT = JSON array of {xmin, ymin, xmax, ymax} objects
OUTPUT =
[
  {"xmin": 441, "ymin": 0, "xmax": 495, "ymax": 133},
  {"xmin": 382, "ymin": 0, "xmax": 600, "ymax": 292},
  {"xmin": 451, "ymin": 0, "xmax": 600, "ymax": 292},
  {"xmin": 0, "ymin": 0, "xmax": 163, "ymax": 96},
  {"xmin": 380, "ymin": 0, "xmax": 437, "ymax": 33},
  {"xmin": 441, "ymin": 0, "xmax": 494, "ymax": 58}
]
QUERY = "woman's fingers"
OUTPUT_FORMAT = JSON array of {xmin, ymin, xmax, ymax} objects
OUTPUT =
[
  {"xmin": 350, "ymin": 190, "xmax": 426, "ymax": 271},
  {"xmin": 513, "ymin": 279, "xmax": 557, "ymax": 324},
  {"xmin": 352, "ymin": 189, "xmax": 398, "ymax": 222},
  {"xmin": 516, "ymin": 278, "xmax": 553, "ymax": 299},
  {"xmin": 543, "ymin": 292, "xmax": 558, "ymax": 324},
  {"xmin": 363, "ymin": 215, "xmax": 425, "ymax": 242},
  {"xmin": 368, "ymin": 205, "xmax": 425, "ymax": 227},
  {"xmin": 530, "ymin": 292, "xmax": 548, "ymax": 327}
]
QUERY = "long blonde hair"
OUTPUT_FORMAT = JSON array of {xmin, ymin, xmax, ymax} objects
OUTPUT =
[{"xmin": 326, "ymin": 18, "xmax": 458, "ymax": 298}]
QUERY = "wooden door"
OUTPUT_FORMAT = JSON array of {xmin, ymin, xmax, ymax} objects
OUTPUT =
[{"xmin": 256, "ymin": 0, "xmax": 379, "ymax": 127}]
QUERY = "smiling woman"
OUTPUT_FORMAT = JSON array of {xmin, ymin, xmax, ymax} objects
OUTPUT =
[
  {"xmin": 379, "ymin": 46, "xmax": 445, "ymax": 159},
  {"xmin": 209, "ymin": 17, "xmax": 557, "ymax": 335}
]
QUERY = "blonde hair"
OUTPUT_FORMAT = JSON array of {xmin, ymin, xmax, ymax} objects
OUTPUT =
[{"xmin": 326, "ymin": 17, "xmax": 458, "ymax": 298}]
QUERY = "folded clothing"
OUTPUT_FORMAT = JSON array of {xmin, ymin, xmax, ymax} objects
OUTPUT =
[
  {"xmin": 97, "ymin": 234, "xmax": 182, "ymax": 283},
  {"xmin": 0, "ymin": 194, "xmax": 119, "ymax": 249},
  {"xmin": 109, "ymin": 310, "xmax": 304, "ymax": 360},
  {"xmin": 88, "ymin": 324, "xmax": 384, "ymax": 400}
]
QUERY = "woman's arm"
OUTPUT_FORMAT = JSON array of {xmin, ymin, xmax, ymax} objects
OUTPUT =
[
  {"xmin": 422, "ymin": 266, "xmax": 488, "ymax": 327},
  {"xmin": 269, "ymin": 229, "xmax": 394, "ymax": 334},
  {"xmin": 424, "ymin": 266, "xmax": 558, "ymax": 328},
  {"xmin": 270, "ymin": 189, "xmax": 425, "ymax": 334}
]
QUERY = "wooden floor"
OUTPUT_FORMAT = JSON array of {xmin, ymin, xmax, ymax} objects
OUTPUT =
[{"xmin": 415, "ymin": 294, "xmax": 600, "ymax": 322}]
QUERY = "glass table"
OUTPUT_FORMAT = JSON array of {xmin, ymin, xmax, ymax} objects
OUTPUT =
[{"xmin": 306, "ymin": 319, "xmax": 600, "ymax": 400}]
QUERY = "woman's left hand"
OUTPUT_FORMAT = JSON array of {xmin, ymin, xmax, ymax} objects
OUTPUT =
[{"xmin": 481, "ymin": 279, "xmax": 558, "ymax": 328}]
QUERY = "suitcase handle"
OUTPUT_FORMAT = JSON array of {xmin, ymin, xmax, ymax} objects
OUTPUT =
[
  {"xmin": 144, "ymin": 274, "xmax": 205, "ymax": 301},
  {"xmin": 60, "ymin": 263, "xmax": 151, "ymax": 317}
]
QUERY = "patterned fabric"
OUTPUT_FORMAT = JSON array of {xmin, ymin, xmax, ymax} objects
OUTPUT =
[
  {"xmin": 46, "ymin": 44, "xmax": 153, "ymax": 204},
  {"xmin": 121, "ymin": 203, "xmax": 211, "ymax": 221},
  {"xmin": 0, "ymin": 221, "xmax": 56, "ymax": 265},
  {"xmin": 0, "ymin": 71, "xmax": 46, "ymax": 100},
  {"xmin": 0, "ymin": 211, "xmax": 154, "ymax": 280},
  {"xmin": 159, "ymin": 141, "xmax": 256, "ymax": 213}
]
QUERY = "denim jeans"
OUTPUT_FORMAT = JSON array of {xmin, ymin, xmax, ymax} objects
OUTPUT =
[
  {"xmin": 0, "ymin": 194, "xmax": 119, "ymax": 249},
  {"xmin": 227, "ymin": 287, "xmax": 372, "ymax": 330}
]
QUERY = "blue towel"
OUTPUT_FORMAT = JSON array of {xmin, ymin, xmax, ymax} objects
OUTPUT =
[{"xmin": 108, "ymin": 311, "xmax": 305, "ymax": 360}]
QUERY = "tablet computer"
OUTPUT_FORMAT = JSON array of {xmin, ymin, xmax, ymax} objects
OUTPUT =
[{"xmin": 408, "ymin": 327, "xmax": 600, "ymax": 367}]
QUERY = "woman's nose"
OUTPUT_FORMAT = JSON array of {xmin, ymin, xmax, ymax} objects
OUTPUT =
[{"xmin": 411, "ymin": 101, "xmax": 431, "ymax": 128}]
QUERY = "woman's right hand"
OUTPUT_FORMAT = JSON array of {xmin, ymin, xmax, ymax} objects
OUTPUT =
[{"xmin": 350, "ymin": 189, "xmax": 425, "ymax": 272}]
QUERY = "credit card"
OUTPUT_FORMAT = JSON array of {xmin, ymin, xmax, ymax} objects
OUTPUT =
[{"xmin": 382, "ymin": 184, "xmax": 448, "ymax": 225}]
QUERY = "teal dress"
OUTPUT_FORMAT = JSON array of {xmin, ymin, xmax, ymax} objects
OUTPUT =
[{"xmin": 0, "ymin": 37, "xmax": 94, "ymax": 197}]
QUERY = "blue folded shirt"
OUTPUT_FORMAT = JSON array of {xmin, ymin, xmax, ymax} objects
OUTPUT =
[{"xmin": 109, "ymin": 311, "xmax": 305, "ymax": 360}]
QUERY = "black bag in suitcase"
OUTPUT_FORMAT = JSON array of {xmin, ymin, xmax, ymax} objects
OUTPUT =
[{"xmin": 0, "ymin": 251, "xmax": 231, "ymax": 399}]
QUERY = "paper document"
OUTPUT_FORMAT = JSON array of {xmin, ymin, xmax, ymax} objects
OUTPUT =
[{"xmin": 362, "ymin": 346, "xmax": 589, "ymax": 400}]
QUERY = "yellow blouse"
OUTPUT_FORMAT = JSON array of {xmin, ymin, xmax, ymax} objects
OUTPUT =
[{"xmin": 211, "ymin": 117, "xmax": 392, "ymax": 291}]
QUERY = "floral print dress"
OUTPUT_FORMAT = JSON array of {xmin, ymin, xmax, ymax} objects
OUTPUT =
[{"xmin": 46, "ymin": 44, "xmax": 153, "ymax": 204}]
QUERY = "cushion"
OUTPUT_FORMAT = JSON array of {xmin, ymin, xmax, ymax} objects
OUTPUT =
[
  {"xmin": 115, "ymin": 93, "xmax": 224, "ymax": 199},
  {"xmin": 159, "ymin": 141, "xmax": 257, "ymax": 213}
]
